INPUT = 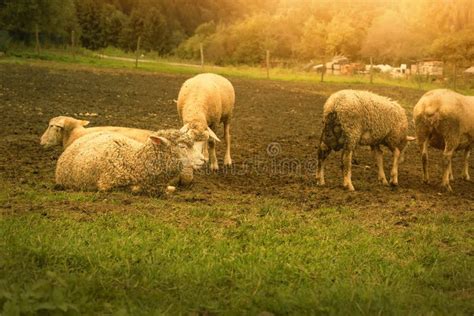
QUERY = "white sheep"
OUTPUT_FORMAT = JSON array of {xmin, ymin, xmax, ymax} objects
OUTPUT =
[
  {"xmin": 40, "ymin": 116, "xmax": 154, "ymax": 149},
  {"xmin": 177, "ymin": 73, "xmax": 235, "ymax": 171},
  {"xmin": 55, "ymin": 129, "xmax": 205, "ymax": 194},
  {"xmin": 316, "ymin": 89, "xmax": 415, "ymax": 191},
  {"xmin": 413, "ymin": 89, "xmax": 473, "ymax": 192}
]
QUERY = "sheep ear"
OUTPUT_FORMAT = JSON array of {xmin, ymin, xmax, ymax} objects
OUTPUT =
[
  {"xmin": 149, "ymin": 136, "xmax": 170, "ymax": 146},
  {"xmin": 406, "ymin": 136, "xmax": 416, "ymax": 141},
  {"xmin": 81, "ymin": 120, "xmax": 90, "ymax": 126},
  {"xmin": 180, "ymin": 123, "xmax": 189, "ymax": 133},
  {"xmin": 207, "ymin": 127, "xmax": 221, "ymax": 142},
  {"xmin": 52, "ymin": 118, "xmax": 65, "ymax": 128}
]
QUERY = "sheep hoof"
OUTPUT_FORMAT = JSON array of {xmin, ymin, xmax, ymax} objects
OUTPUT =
[
  {"xmin": 224, "ymin": 159, "xmax": 232, "ymax": 167},
  {"xmin": 379, "ymin": 178, "xmax": 389, "ymax": 186},
  {"xmin": 210, "ymin": 163, "xmax": 219, "ymax": 171},
  {"xmin": 442, "ymin": 183, "xmax": 453, "ymax": 193},
  {"xmin": 389, "ymin": 180, "xmax": 398, "ymax": 187},
  {"xmin": 462, "ymin": 174, "xmax": 471, "ymax": 181},
  {"xmin": 166, "ymin": 186, "xmax": 176, "ymax": 194},
  {"xmin": 344, "ymin": 183, "xmax": 355, "ymax": 191},
  {"xmin": 131, "ymin": 185, "xmax": 142, "ymax": 193}
]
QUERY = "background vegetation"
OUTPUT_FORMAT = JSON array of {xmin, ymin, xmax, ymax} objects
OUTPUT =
[{"xmin": 0, "ymin": 0, "xmax": 473, "ymax": 66}]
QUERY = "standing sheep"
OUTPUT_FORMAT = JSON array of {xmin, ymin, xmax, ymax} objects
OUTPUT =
[
  {"xmin": 55, "ymin": 129, "xmax": 205, "ymax": 193},
  {"xmin": 413, "ymin": 89, "xmax": 473, "ymax": 192},
  {"xmin": 40, "ymin": 116, "xmax": 154, "ymax": 149},
  {"xmin": 316, "ymin": 90, "xmax": 414, "ymax": 191},
  {"xmin": 177, "ymin": 73, "xmax": 235, "ymax": 171}
]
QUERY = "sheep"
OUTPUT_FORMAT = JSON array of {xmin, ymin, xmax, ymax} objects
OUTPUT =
[
  {"xmin": 55, "ymin": 129, "xmax": 205, "ymax": 194},
  {"xmin": 413, "ymin": 89, "xmax": 473, "ymax": 192},
  {"xmin": 40, "ymin": 116, "xmax": 154, "ymax": 149},
  {"xmin": 177, "ymin": 73, "xmax": 235, "ymax": 171},
  {"xmin": 315, "ymin": 89, "xmax": 415, "ymax": 191}
]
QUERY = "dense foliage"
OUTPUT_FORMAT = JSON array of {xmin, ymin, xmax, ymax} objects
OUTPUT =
[{"xmin": 0, "ymin": 0, "xmax": 473, "ymax": 64}]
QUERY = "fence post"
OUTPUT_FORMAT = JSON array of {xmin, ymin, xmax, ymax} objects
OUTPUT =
[
  {"xmin": 35, "ymin": 24, "xmax": 40, "ymax": 55},
  {"xmin": 200, "ymin": 43, "xmax": 204, "ymax": 69},
  {"xmin": 453, "ymin": 63, "xmax": 457, "ymax": 91},
  {"xmin": 135, "ymin": 36, "xmax": 141, "ymax": 69},
  {"xmin": 320, "ymin": 57, "xmax": 325, "ymax": 82},
  {"xmin": 71, "ymin": 30, "xmax": 76, "ymax": 60},
  {"xmin": 370, "ymin": 57, "xmax": 373, "ymax": 84},
  {"xmin": 266, "ymin": 50, "xmax": 270, "ymax": 79}
]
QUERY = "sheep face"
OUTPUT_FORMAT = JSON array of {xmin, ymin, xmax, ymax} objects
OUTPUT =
[
  {"xmin": 179, "ymin": 122, "xmax": 220, "ymax": 157},
  {"xmin": 40, "ymin": 116, "xmax": 89, "ymax": 148},
  {"xmin": 150, "ymin": 132, "xmax": 205, "ymax": 171}
]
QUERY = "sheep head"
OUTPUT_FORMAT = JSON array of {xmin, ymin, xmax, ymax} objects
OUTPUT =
[
  {"xmin": 180, "ymin": 122, "xmax": 220, "ymax": 158},
  {"xmin": 149, "ymin": 130, "xmax": 205, "ymax": 171},
  {"xmin": 40, "ymin": 116, "xmax": 89, "ymax": 148}
]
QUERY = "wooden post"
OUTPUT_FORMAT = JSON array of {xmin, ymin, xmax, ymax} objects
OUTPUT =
[
  {"xmin": 369, "ymin": 57, "xmax": 373, "ymax": 84},
  {"xmin": 266, "ymin": 50, "xmax": 270, "ymax": 79},
  {"xmin": 453, "ymin": 63, "xmax": 457, "ymax": 91},
  {"xmin": 414, "ymin": 61, "xmax": 421, "ymax": 90},
  {"xmin": 200, "ymin": 43, "xmax": 204, "ymax": 69},
  {"xmin": 320, "ymin": 57, "xmax": 326, "ymax": 82},
  {"xmin": 35, "ymin": 24, "xmax": 40, "ymax": 55},
  {"xmin": 135, "ymin": 36, "xmax": 141, "ymax": 69},
  {"xmin": 71, "ymin": 30, "xmax": 76, "ymax": 60}
]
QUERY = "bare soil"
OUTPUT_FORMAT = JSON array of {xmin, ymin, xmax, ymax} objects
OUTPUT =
[{"xmin": 0, "ymin": 63, "xmax": 472, "ymax": 213}]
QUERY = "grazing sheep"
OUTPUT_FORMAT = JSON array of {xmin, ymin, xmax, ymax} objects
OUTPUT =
[
  {"xmin": 40, "ymin": 116, "xmax": 154, "ymax": 149},
  {"xmin": 315, "ymin": 90, "xmax": 414, "ymax": 191},
  {"xmin": 413, "ymin": 89, "xmax": 473, "ymax": 192},
  {"xmin": 55, "ymin": 129, "xmax": 205, "ymax": 194},
  {"xmin": 177, "ymin": 73, "xmax": 235, "ymax": 171}
]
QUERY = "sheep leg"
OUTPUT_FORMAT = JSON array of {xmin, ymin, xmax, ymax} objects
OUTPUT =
[
  {"xmin": 342, "ymin": 149, "xmax": 355, "ymax": 191},
  {"xmin": 442, "ymin": 141, "xmax": 458, "ymax": 192},
  {"xmin": 389, "ymin": 147, "xmax": 401, "ymax": 186},
  {"xmin": 97, "ymin": 177, "xmax": 113, "ymax": 191},
  {"xmin": 316, "ymin": 143, "xmax": 331, "ymax": 186},
  {"xmin": 208, "ymin": 137, "xmax": 219, "ymax": 171},
  {"xmin": 203, "ymin": 141, "xmax": 209, "ymax": 162},
  {"xmin": 372, "ymin": 145, "xmax": 388, "ymax": 185},
  {"xmin": 462, "ymin": 148, "xmax": 471, "ymax": 181},
  {"xmin": 223, "ymin": 121, "xmax": 232, "ymax": 166},
  {"xmin": 420, "ymin": 137, "xmax": 430, "ymax": 183}
]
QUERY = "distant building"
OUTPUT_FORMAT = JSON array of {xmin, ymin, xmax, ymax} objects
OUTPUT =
[
  {"xmin": 464, "ymin": 66, "xmax": 474, "ymax": 75},
  {"xmin": 411, "ymin": 60, "xmax": 444, "ymax": 76}
]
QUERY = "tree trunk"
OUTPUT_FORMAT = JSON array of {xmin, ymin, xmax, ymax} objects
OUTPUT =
[{"xmin": 35, "ymin": 24, "xmax": 40, "ymax": 55}]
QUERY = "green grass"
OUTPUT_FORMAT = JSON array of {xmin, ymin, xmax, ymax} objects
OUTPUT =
[
  {"xmin": 2, "ymin": 48, "xmax": 472, "ymax": 94},
  {"xmin": 1, "ymin": 183, "xmax": 473, "ymax": 315}
]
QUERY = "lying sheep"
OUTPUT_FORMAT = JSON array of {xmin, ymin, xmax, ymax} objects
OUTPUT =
[
  {"xmin": 413, "ymin": 89, "xmax": 473, "ymax": 192},
  {"xmin": 55, "ymin": 129, "xmax": 204, "ymax": 194},
  {"xmin": 316, "ymin": 89, "xmax": 414, "ymax": 191},
  {"xmin": 40, "ymin": 116, "xmax": 154, "ymax": 149},
  {"xmin": 177, "ymin": 73, "xmax": 235, "ymax": 170}
]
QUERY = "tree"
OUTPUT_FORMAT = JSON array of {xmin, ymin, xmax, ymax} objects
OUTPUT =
[
  {"xmin": 0, "ymin": 0, "xmax": 77, "ymax": 44},
  {"xmin": 75, "ymin": 0, "xmax": 105, "ymax": 49},
  {"xmin": 431, "ymin": 29, "xmax": 474, "ymax": 64},
  {"xmin": 295, "ymin": 16, "xmax": 327, "ymax": 61}
]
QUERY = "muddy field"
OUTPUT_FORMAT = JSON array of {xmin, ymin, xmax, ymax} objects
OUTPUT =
[{"xmin": 0, "ymin": 63, "xmax": 472, "ymax": 213}]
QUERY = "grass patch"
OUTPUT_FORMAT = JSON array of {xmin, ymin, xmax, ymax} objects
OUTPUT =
[
  {"xmin": 1, "ymin": 184, "xmax": 473, "ymax": 315},
  {"xmin": 2, "ymin": 48, "xmax": 472, "ymax": 94}
]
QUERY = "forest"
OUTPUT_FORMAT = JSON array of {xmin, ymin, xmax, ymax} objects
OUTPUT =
[{"xmin": 0, "ymin": 0, "xmax": 473, "ymax": 65}]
